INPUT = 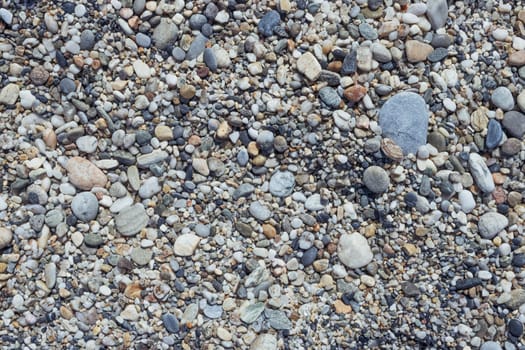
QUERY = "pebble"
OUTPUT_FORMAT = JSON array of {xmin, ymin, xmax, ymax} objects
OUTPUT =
[
  {"xmin": 485, "ymin": 119, "xmax": 503, "ymax": 150},
  {"xmin": 66, "ymin": 157, "xmax": 107, "ymax": 190},
  {"xmin": 468, "ymin": 153, "xmax": 495, "ymax": 193},
  {"xmin": 0, "ymin": 227, "xmax": 13, "ymax": 249},
  {"xmin": 240, "ymin": 302, "xmax": 265, "ymax": 323},
  {"xmin": 203, "ymin": 48, "xmax": 217, "ymax": 71},
  {"xmin": 405, "ymin": 40, "xmax": 434, "ymax": 62},
  {"xmin": 478, "ymin": 212, "xmax": 508, "ymax": 239},
  {"xmin": 458, "ymin": 190, "xmax": 475, "ymax": 213},
  {"xmin": 115, "ymin": 204, "xmax": 148, "ymax": 236},
  {"xmin": 133, "ymin": 60, "xmax": 151, "ymax": 79},
  {"xmin": 76, "ymin": 135, "xmax": 98, "ymax": 153},
  {"xmin": 0, "ymin": 8, "xmax": 13, "ymax": 25},
  {"xmin": 249, "ymin": 201, "xmax": 272, "ymax": 221},
  {"xmin": 59, "ymin": 78, "xmax": 76, "ymax": 94},
  {"xmin": 502, "ymin": 111, "xmax": 525, "ymax": 138},
  {"xmin": 152, "ymin": 18, "xmax": 178, "ymax": 49},
  {"xmin": 480, "ymin": 342, "xmax": 502, "ymax": 350},
  {"xmin": 79, "ymin": 30, "xmax": 96, "ymax": 50},
  {"xmin": 139, "ymin": 177, "xmax": 161, "ymax": 199},
  {"xmin": 0, "ymin": 83, "xmax": 20, "ymax": 105},
  {"xmin": 296, "ymin": 52, "xmax": 322, "ymax": 81},
  {"xmin": 173, "ymin": 233, "xmax": 200, "ymax": 256},
  {"xmin": 491, "ymin": 87, "xmax": 515, "ymax": 111},
  {"xmin": 508, "ymin": 319, "xmax": 524, "ymax": 337},
  {"xmin": 258, "ymin": 10, "xmax": 281, "ymax": 37},
  {"xmin": 162, "ymin": 313, "xmax": 179, "ymax": 333},
  {"xmin": 337, "ymin": 233, "xmax": 373, "ymax": 269},
  {"xmin": 130, "ymin": 247, "xmax": 152, "ymax": 266},
  {"xmin": 363, "ymin": 166, "xmax": 390, "ymax": 193},
  {"xmin": 269, "ymin": 171, "xmax": 295, "ymax": 197},
  {"xmin": 186, "ymin": 34, "xmax": 208, "ymax": 60},
  {"xmin": 71, "ymin": 192, "xmax": 99, "ymax": 221},
  {"xmin": 319, "ymin": 87, "xmax": 341, "ymax": 108},
  {"xmin": 379, "ymin": 92, "xmax": 429, "ymax": 154},
  {"xmin": 250, "ymin": 334, "xmax": 277, "ymax": 350},
  {"xmin": 426, "ymin": 0, "xmax": 448, "ymax": 29}
]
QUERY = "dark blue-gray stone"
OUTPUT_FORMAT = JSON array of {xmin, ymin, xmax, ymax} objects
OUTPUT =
[
  {"xmin": 427, "ymin": 48, "xmax": 448, "ymax": 62},
  {"xmin": 319, "ymin": 87, "xmax": 341, "ymax": 109},
  {"xmin": 79, "ymin": 30, "xmax": 95, "ymax": 50},
  {"xmin": 485, "ymin": 119, "xmax": 503, "ymax": 150},
  {"xmin": 509, "ymin": 319, "xmax": 524, "ymax": 337},
  {"xmin": 60, "ymin": 78, "xmax": 76, "ymax": 94},
  {"xmin": 162, "ymin": 313, "xmax": 179, "ymax": 333},
  {"xmin": 301, "ymin": 247, "xmax": 318, "ymax": 266},
  {"xmin": 503, "ymin": 111, "xmax": 525, "ymax": 138},
  {"xmin": 186, "ymin": 34, "xmax": 208, "ymax": 60},
  {"xmin": 341, "ymin": 50, "xmax": 357, "ymax": 75},
  {"xmin": 189, "ymin": 14, "xmax": 207, "ymax": 30},
  {"xmin": 258, "ymin": 10, "xmax": 281, "ymax": 37},
  {"xmin": 379, "ymin": 92, "xmax": 429, "ymax": 154},
  {"xmin": 203, "ymin": 48, "xmax": 217, "ymax": 72}
]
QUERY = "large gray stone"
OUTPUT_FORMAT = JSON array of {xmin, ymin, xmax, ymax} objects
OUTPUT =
[
  {"xmin": 115, "ymin": 204, "xmax": 148, "ymax": 236},
  {"xmin": 379, "ymin": 92, "xmax": 429, "ymax": 155},
  {"xmin": 152, "ymin": 19, "xmax": 178, "ymax": 49},
  {"xmin": 426, "ymin": 0, "xmax": 448, "ymax": 30}
]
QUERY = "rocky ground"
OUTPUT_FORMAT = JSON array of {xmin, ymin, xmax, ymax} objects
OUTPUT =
[{"xmin": 1, "ymin": 0, "xmax": 525, "ymax": 349}]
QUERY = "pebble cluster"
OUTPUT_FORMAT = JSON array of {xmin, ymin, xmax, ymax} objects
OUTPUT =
[{"xmin": 1, "ymin": 0, "xmax": 525, "ymax": 349}]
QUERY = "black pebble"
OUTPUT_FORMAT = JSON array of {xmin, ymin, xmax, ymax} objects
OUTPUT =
[{"xmin": 509, "ymin": 319, "xmax": 524, "ymax": 337}]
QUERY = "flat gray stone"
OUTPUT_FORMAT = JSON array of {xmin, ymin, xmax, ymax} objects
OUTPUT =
[
  {"xmin": 131, "ymin": 247, "xmax": 152, "ymax": 266},
  {"xmin": 240, "ymin": 302, "xmax": 265, "ymax": 324},
  {"xmin": 379, "ymin": 92, "xmax": 429, "ymax": 155},
  {"xmin": 478, "ymin": 212, "xmax": 508, "ymax": 239},
  {"xmin": 269, "ymin": 171, "xmax": 295, "ymax": 197},
  {"xmin": 249, "ymin": 201, "xmax": 272, "ymax": 221},
  {"xmin": 115, "ymin": 204, "xmax": 148, "ymax": 236},
  {"xmin": 152, "ymin": 18, "xmax": 178, "ymax": 49},
  {"xmin": 137, "ymin": 150, "xmax": 169, "ymax": 168}
]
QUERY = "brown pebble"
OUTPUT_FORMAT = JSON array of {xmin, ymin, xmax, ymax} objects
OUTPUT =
[
  {"xmin": 508, "ymin": 191, "xmax": 522, "ymax": 207},
  {"xmin": 381, "ymin": 138, "xmax": 404, "ymax": 162},
  {"xmin": 30, "ymin": 65, "xmax": 50, "ymax": 86},
  {"xmin": 42, "ymin": 129, "xmax": 57, "ymax": 149},
  {"xmin": 333, "ymin": 300, "xmax": 353, "ymax": 314},
  {"xmin": 492, "ymin": 186, "xmax": 507, "ymax": 204},
  {"xmin": 405, "ymin": 40, "xmax": 433, "ymax": 62},
  {"xmin": 262, "ymin": 224, "xmax": 276, "ymax": 239},
  {"xmin": 509, "ymin": 50, "xmax": 525, "ymax": 66},
  {"xmin": 501, "ymin": 138, "xmax": 521, "ymax": 156},
  {"xmin": 343, "ymin": 84, "xmax": 367, "ymax": 102},
  {"xmin": 180, "ymin": 84, "xmax": 196, "ymax": 99}
]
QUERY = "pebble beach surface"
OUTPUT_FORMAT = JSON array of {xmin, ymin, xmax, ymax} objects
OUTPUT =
[{"xmin": 1, "ymin": 0, "xmax": 525, "ymax": 349}]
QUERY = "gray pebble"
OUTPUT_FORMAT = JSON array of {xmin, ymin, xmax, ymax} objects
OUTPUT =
[
  {"xmin": 363, "ymin": 166, "xmax": 390, "ymax": 193},
  {"xmin": 249, "ymin": 201, "xmax": 272, "ymax": 221},
  {"xmin": 269, "ymin": 171, "xmax": 295, "ymax": 197},
  {"xmin": 71, "ymin": 192, "xmax": 99, "ymax": 221}
]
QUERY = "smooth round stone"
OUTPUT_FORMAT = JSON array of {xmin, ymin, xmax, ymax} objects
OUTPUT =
[
  {"xmin": 431, "ymin": 34, "xmax": 452, "ymax": 48},
  {"xmin": 189, "ymin": 14, "xmax": 207, "ymax": 30},
  {"xmin": 162, "ymin": 313, "xmax": 179, "ymax": 334},
  {"xmin": 301, "ymin": 247, "xmax": 318, "ymax": 266},
  {"xmin": 337, "ymin": 233, "xmax": 373, "ymax": 269},
  {"xmin": 186, "ymin": 34, "xmax": 208, "ymax": 60},
  {"xmin": 256, "ymin": 130, "xmax": 274, "ymax": 152},
  {"xmin": 305, "ymin": 194, "xmax": 324, "ymax": 211},
  {"xmin": 172, "ymin": 47, "xmax": 186, "ymax": 61},
  {"xmin": 131, "ymin": 247, "xmax": 152, "ymax": 266},
  {"xmin": 491, "ymin": 87, "xmax": 515, "ymax": 111},
  {"xmin": 319, "ymin": 87, "xmax": 341, "ymax": 108},
  {"xmin": 79, "ymin": 30, "xmax": 95, "ymax": 50},
  {"xmin": 509, "ymin": 319, "xmax": 524, "ymax": 337},
  {"xmin": 501, "ymin": 138, "xmax": 521, "ymax": 156},
  {"xmin": 517, "ymin": 91, "xmax": 525, "ymax": 112},
  {"xmin": 478, "ymin": 212, "xmax": 508, "ymax": 239},
  {"xmin": 0, "ymin": 227, "xmax": 13, "ymax": 249},
  {"xmin": 258, "ymin": 10, "xmax": 281, "ymax": 37},
  {"xmin": 59, "ymin": 78, "xmax": 76, "ymax": 94},
  {"xmin": 249, "ymin": 201, "xmax": 272, "ymax": 221},
  {"xmin": 503, "ymin": 111, "xmax": 525, "ymax": 138},
  {"xmin": 203, "ymin": 304, "xmax": 222, "ymax": 319},
  {"xmin": 66, "ymin": 157, "xmax": 107, "ymax": 190},
  {"xmin": 84, "ymin": 233, "xmax": 104, "ymax": 247},
  {"xmin": 136, "ymin": 33, "xmax": 151, "ymax": 48},
  {"xmin": 485, "ymin": 119, "xmax": 503, "ymax": 150},
  {"xmin": 71, "ymin": 192, "xmax": 99, "ymax": 221},
  {"xmin": 45, "ymin": 209, "xmax": 64, "ymax": 227},
  {"xmin": 269, "ymin": 171, "xmax": 295, "ymax": 197},
  {"xmin": 363, "ymin": 166, "xmax": 390, "ymax": 193},
  {"xmin": 492, "ymin": 28, "xmax": 508, "ymax": 41},
  {"xmin": 379, "ymin": 92, "xmax": 429, "ymax": 155},
  {"xmin": 458, "ymin": 190, "xmax": 475, "ymax": 213},
  {"xmin": 76, "ymin": 135, "xmax": 98, "ymax": 153},
  {"xmin": 194, "ymin": 223, "xmax": 211, "ymax": 237},
  {"xmin": 480, "ymin": 341, "xmax": 502, "ymax": 350}
]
